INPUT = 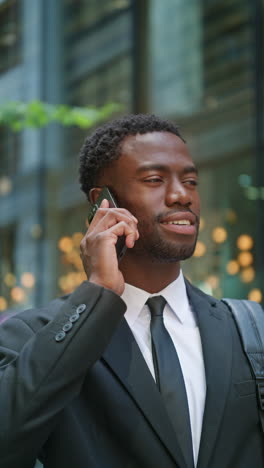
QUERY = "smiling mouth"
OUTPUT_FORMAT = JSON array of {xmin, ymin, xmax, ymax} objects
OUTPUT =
[
  {"xmin": 160, "ymin": 219, "xmax": 196, "ymax": 235},
  {"xmin": 162, "ymin": 220, "xmax": 191, "ymax": 226}
]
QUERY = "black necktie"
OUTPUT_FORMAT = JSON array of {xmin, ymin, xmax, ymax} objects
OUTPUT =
[{"xmin": 147, "ymin": 296, "xmax": 194, "ymax": 468}]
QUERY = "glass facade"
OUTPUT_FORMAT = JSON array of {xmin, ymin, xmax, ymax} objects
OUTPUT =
[
  {"xmin": 0, "ymin": 0, "xmax": 263, "ymax": 316},
  {"xmin": 54, "ymin": 0, "xmax": 134, "ymax": 297},
  {"xmin": 63, "ymin": 0, "xmax": 133, "ymax": 156},
  {"xmin": 148, "ymin": 0, "xmax": 263, "ymax": 301}
]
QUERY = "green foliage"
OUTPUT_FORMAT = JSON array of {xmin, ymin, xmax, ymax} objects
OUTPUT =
[{"xmin": 0, "ymin": 100, "xmax": 120, "ymax": 131}]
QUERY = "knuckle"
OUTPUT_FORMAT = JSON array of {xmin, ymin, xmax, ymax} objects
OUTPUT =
[
  {"xmin": 96, "ymin": 231, "xmax": 104, "ymax": 239},
  {"xmin": 80, "ymin": 239, "xmax": 86, "ymax": 251},
  {"xmin": 97, "ymin": 207, "xmax": 106, "ymax": 214}
]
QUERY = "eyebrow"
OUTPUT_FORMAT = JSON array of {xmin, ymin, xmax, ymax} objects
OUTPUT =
[{"xmin": 135, "ymin": 164, "xmax": 198, "ymax": 175}]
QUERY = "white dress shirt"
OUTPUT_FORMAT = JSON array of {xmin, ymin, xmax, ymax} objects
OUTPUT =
[{"xmin": 121, "ymin": 271, "xmax": 206, "ymax": 466}]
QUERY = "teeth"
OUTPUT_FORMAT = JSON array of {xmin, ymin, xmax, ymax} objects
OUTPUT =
[{"xmin": 163, "ymin": 220, "xmax": 191, "ymax": 225}]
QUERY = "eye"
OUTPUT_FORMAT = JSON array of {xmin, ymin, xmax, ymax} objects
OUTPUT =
[
  {"xmin": 144, "ymin": 177, "xmax": 163, "ymax": 183},
  {"xmin": 183, "ymin": 179, "xmax": 198, "ymax": 187}
]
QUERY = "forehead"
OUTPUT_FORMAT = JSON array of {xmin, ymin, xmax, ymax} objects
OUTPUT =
[{"xmin": 118, "ymin": 131, "xmax": 194, "ymax": 168}]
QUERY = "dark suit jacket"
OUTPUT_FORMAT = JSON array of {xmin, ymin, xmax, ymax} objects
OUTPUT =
[{"xmin": 0, "ymin": 280, "xmax": 263, "ymax": 468}]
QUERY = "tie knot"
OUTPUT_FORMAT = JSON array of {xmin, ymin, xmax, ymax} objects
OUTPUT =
[{"xmin": 146, "ymin": 296, "xmax": 166, "ymax": 317}]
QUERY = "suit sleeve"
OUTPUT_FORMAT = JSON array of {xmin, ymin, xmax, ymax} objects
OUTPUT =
[{"xmin": 0, "ymin": 281, "xmax": 126, "ymax": 468}]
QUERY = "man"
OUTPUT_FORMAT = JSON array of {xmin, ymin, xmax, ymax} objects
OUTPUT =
[{"xmin": 0, "ymin": 114, "xmax": 263, "ymax": 468}]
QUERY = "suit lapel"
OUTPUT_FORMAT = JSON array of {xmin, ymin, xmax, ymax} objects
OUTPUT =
[
  {"xmin": 186, "ymin": 282, "xmax": 233, "ymax": 468},
  {"xmin": 102, "ymin": 317, "xmax": 189, "ymax": 468}
]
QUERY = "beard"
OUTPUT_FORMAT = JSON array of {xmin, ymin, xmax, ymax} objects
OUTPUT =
[
  {"xmin": 129, "ymin": 216, "xmax": 199, "ymax": 264},
  {"xmin": 113, "ymin": 191, "xmax": 200, "ymax": 264}
]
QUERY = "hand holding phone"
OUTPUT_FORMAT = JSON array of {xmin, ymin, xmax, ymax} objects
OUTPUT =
[
  {"xmin": 81, "ymin": 186, "xmax": 139, "ymax": 295},
  {"xmin": 87, "ymin": 187, "xmax": 127, "ymax": 262}
]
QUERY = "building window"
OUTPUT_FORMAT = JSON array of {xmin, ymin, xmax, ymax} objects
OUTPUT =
[
  {"xmin": 63, "ymin": 0, "xmax": 133, "ymax": 159},
  {"xmin": 64, "ymin": 0, "xmax": 131, "ymax": 36},
  {"xmin": 66, "ymin": 54, "xmax": 132, "ymax": 157},
  {"xmin": 202, "ymin": 0, "xmax": 252, "ymax": 100},
  {"xmin": 0, "ymin": 128, "xmax": 20, "ymax": 178},
  {"xmin": 0, "ymin": 0, "xmax": 21, "ymax": 74}
]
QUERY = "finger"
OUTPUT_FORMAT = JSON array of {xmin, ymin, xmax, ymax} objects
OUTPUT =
[
  {"xmin": 86, "ymin": 198, "xmax": 110, "ymax": 228},
  {"xmin": 127, "ymin": 226, "xmax": 140, "ymax": 248},
  {"xmin": 99, "ymin": 198, "xmax": 109, "ymax": 208},
  {"xmin": 99, "ymin": 208, "xmax": 138, "ymax": 225},
  {"xmin": 90, "ymin": 210, "xmax": 138, "ymax": 234},
  {"xmin": 125, "ymin": 232, "xmax": 138, "ymax": 248},
  {"xmin": 91, "ymin": 206, "xmax": 138, "ymax": 226},
  {"xmin": 107, "ymin": 221, "xmax": 139, "ymax": 248}
]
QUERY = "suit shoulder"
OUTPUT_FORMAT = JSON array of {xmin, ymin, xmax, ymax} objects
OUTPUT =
[{"xmin": 185, "ymin": 278, "xmax": 232, "ymax": 318}]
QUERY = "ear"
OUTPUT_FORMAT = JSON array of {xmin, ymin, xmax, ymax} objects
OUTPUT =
[{"xmin": 89, "ymin": 187, "xmax": 103, "ymax": 204}]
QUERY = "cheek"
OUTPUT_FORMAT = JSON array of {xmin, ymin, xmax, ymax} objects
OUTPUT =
[
  {"xmin": 123, "ymin": 203, "xmax": 155, "ymax": 233},
  {"xmin": 120, "ymin": 192, "xmax": 153, "ymax": 216},
  {"xmin": 131, "ymin": 205, "xmax": 150, "ymax": 222},
  {"xmin": 116, "ymin": 187, "xmax": 163, "ymax": 220}
]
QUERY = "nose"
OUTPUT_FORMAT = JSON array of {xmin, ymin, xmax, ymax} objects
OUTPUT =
[{"xmin": 165, "ymin": 180, "xmax": 191, "ymax": 207}]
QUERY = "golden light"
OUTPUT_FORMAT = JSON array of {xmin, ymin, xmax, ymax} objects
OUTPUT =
[
  {"xmin": 199, "ymin": 217, "xmax": 205, "ymax": 231},
  {"xmin": 248, "ymin": 289, "xmax": 262, "ymax": 303},
  {"xmin": 73, "ymin": 256, "xmax": 84, "ymax": 271},
  {"xmin": 206, "ymin": 275, "xmax": 219, "ymax": 289},
  {"xmin": 240, "ymin": 267, "xmax": 255, "ymax": 283},
  {"xmin": 58, "ymin": 237, "xmax": 73, "ymax": 253},
  {"xmin": 61, "ymin": 254, "xmax": 72, "ymax": 266},
  {"xmin": 226, "ymin": 260, "xmax": 239, "ymax": 275},
  {"xmin": 21, "ymin": 272, "xmax": 35, "ymax": 289},
  {"xmin": 237, "ymin": 251, "xmax": 253, "ymax": 268},
  {"xmin": 67, "ymin": 272, "xmax": 79, "ymax": 288},
  {"xmin": 79, "ymin": 272, "xmax": 87, "ymax": 282},
  {"xmin": 72, "ymin": 232, "xmax": 84, "ymax": 247},
  {"xmin": 212, "ymin": 227, "xmax": 227, "ymax": 243},
  {"xmin": 226, "ymin": 209, "xmax": 237, "ymax": 224},
  {"xmin": 66, "ymin": 250, "xmax": 79, "ymax": 263},
  {"xmin": 0, "ymin": 297, "xmax": 7, "ymax": 311},
  {"xmin": 193, "ymin": 241, "xmax": 207, "ymax": 257},
  {"xmin": 4, "ymin": 273, "xmax": 16, "ymax": 287},
  {"xmin": 237, "ymin": 234, "xmax": 254, "ymax": 251},
  {"xmin": 0, "ymin": 176, "xmax": 12, "ymax": 196},
  {"xmin": 58, "ymin": 272, "xmax": 84, "ymax": 292},
  {"xmin": 11, "ymin": 287, "xmax": 25, "ymax": 303},
  {"xmin": 58, "ymin": 276, "xmax": 68, "ymax": 292}
]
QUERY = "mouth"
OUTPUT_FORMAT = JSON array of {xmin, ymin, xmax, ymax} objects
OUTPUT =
[
  {"xmin": 159, "ymin": 212, "xmax": 198, "ymax": 236},
  {"xmin": 162, "ymin": 219, "xmax": 192, "ymax": 226}
]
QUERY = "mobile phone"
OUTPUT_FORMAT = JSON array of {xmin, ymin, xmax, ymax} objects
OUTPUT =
[{"xmin": 87, "ymin": 186, "xmax": 127, "ymax": 261}]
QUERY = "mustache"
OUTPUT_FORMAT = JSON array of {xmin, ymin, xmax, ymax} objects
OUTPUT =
[{"xmin": 156, "ymin": 208, "xmax": 200, "ymax": 224}]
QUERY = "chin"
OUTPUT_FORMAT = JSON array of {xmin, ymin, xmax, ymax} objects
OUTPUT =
[
  {"xmin": 151, "ymin": 248, "xmax": 195, "ymax": 264},
  {"xmin": 134, "ymin": 237, "xmax": 197, "ymax": 264}
]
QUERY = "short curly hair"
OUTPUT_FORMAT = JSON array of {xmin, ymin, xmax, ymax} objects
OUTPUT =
[{"xmin": 79, "ymin": 113, "xmax": 184, "ymax": 199}]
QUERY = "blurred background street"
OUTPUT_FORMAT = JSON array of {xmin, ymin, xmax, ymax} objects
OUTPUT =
[{"xmin": 0, "ymin": 0, "xmax": 263, "ymax": 320}]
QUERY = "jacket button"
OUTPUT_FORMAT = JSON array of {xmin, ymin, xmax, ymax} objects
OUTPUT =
[
  {"xmin": 76, "ymin": 304, "xmax": 86, "ymax": 314},
  {"xmin": 55, "ymin": 331, "xmax": 66, "ymax": 342},
  {"xmin": 62, "ymin": 322, "xmax": 73, "ymax": 332},
  {"xmin": 69, "ymin": 313, "xmax": 80, "ymax": 323}
]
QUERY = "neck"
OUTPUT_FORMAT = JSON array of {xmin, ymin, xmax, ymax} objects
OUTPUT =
[{"xmin": 120, "ymin": 253, "xmax": 181, "ymax": 293}]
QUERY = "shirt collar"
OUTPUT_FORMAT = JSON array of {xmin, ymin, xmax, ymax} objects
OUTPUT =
[{"xmin": 122, "ymin": 271, "xmax": 190, "ymax": 327}]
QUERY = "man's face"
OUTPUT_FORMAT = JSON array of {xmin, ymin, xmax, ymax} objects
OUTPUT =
[{"xmin": 98, "ymin": 131, "xmax": 200, "ymax": 263}]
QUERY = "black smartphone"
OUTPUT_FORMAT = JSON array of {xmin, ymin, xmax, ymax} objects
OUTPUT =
[{"xmin": 87, "ymin": 186, "xmax": 127, "ymax": 262}]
